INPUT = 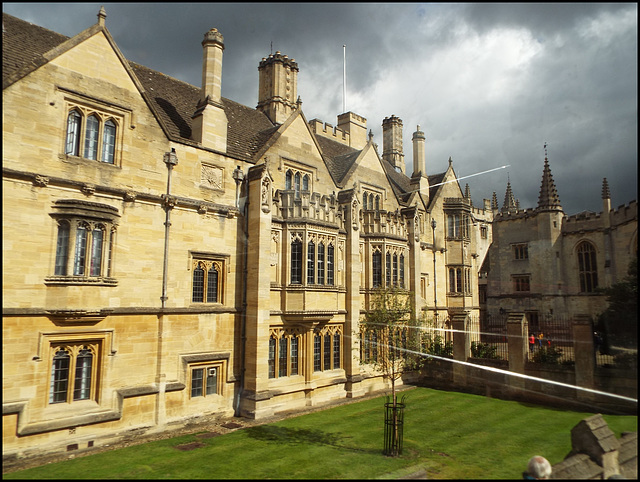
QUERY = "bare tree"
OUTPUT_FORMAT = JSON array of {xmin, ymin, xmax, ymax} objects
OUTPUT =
[{"xmin": 360, "ymin": 287, "xmax": 424, "ymax": 455}]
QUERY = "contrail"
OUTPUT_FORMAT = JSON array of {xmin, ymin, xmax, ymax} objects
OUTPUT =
[{"xmin": 406, "ymin": 164, "xmax": 510, "ymax": 195}]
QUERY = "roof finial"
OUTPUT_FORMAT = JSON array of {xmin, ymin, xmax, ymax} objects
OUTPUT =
[
  {"xmin": 98, "ymin": 6, "xmax": 107, "ymax": 27},
  {"xmin": 537, "ymin": 143, "xmax": 563, "ymax": 212},
  {"xmin": 602, "ymin": 178, "xmax": 611, "ymax": 200}
]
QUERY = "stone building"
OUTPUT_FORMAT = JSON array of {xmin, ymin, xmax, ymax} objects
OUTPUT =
[
  {"xmin": 2, "ymin": 10, "xmax": 493, "ymax": 458},
  {"xmin": 485, "ymin": 145, "xmax": 637, "ymax": 330}
]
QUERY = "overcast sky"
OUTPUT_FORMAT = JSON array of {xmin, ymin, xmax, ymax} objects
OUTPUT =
[{"xmin": 4, "ymin": 3, "xmax": 637, "ymax": 215}]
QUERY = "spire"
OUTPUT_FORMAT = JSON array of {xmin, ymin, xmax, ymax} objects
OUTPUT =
[
  {"xmin": 536, "ymin": 143, "xmax": 563, "ymax": 212},
  {"xmin": 464, "ymin": 183, "xmax": 471, "ymax": 199},
  {"xmin": 501, "ymin": 174, "xmax": 517, "ymax": 213},
  {"xmin": 602, "ymin": 178, "xmax": 610, "ymax": 200},
  {"xmin": 491, "ymin": 191, "xmax": 499, "ymax": 210}
]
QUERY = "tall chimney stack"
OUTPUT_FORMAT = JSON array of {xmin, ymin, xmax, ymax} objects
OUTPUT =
[
  {"xmin": 192, "ymin": 28, "xmax": 228, "ymax": 151},
  {"xmin": 257, "ymin": 52, "xmax": 299, "ymax": 124},
  {"xmin": 412, "ymin": 125, "xmax": 426, "ymax": 177},
  {"xmin": 382, "ymin": 115, "xmax": 404, "ymax": 174}
]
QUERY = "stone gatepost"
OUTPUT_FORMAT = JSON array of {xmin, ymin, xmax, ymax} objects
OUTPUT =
[
  {"xmin": 507, "ymin": 313, "xmax": 528, "ymax": 393},
  {"xmin": 452, "ymin": 312, "xmax": 470, "ymax": 386},
  {"xmin": 572, "ymin": 314, "xmax": 595, "ymax": 403}
]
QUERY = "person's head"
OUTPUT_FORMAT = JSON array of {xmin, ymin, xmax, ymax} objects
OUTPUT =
[{"xmin": 527, "ymin": 456, "xmax": 552, "ymax": 479}]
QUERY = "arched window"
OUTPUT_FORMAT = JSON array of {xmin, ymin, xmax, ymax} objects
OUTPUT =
[
  {"xmin": 372, "ymin": 250, "xmax": 382, "ymax": 288},
  {"xmin": 291, "ymin": 239, "xmax": 302, "ymax": 284},
  {"xmin": 65, "ymin": 110, "xmax": 82, "ymax": 156},
  {"xmin": 285, "ymin": 170, "xmax": 292, "ymax": 190},
  {"xmin": 192, "ymin": 263, "xmax": 205, "ymax": 302},
  {"xmin": 268, "ymin": 336, "xmax": 276, "ymax": 379},
  {"xmin": 89, "ymin": 226, "xmax": 104, "ymax": 276},
  {"xmin": 386, "ymin": 252, "xmax": 392, "ymax": 287},
  {"xmin": 102, "ymin": 119, "xmax": 116, "ymax": 164},
  {"xmin": 327, "ymin": 244, "xmax": 335, "ymax": 286},
  {"xmin": 333, "ymin": 333, "xmax": 341, "ymax": 369},
  {"xmin": 49, "ymin": 344, "xmax": 97, "ymax": 404},
  {"xmin": 54, "ymin": 221, "xmax": 70, "ymax": 276},
  {"xmin": 84, "ymin": 114, "xmax": 100, "ymax": 160},
  {"xmin": 73, "ymin": 224, "xmax": 89, "ymax": 275},
  {"xmin": 279, "ymin": 337, "xmax": 288, "ymax": 377},
  {"xmin": 307, "ymin": 240, "xmax": 315, "ymax": 284},
  {"xmin": 302, "ymin": 174, "xmax": 309, "ymax": 192},
  {"xmin": 290, "ymin": 336, "xmax": 299, "ymax": 375},
  {"xmin": 50, "ymin": 347, "xmax": 71, "ymax": 404},
  {"xmin": 577, "ymin": 242, "xmax": 598, "ymax": 292},
  {"xmin": 207, "ymin": 264, "xmax": 219, "ymax": 302},
  {"xmin": 324, "ymin": 333, "xmax": 332, "ymax": 370},
  {"xmin": 317, "ymin": 242, "xmax": 325, "ymax": 285},
  {"xmin": 294, "ymin": 172, "xmax": 301, "ymax": 198},
  {"xmin": 73, "ymin": 347, "xmax": 93, "ymax": 401},
  {"xmin": 313, "ymin": 334, "xmax": 322, "ymax": 371},
  {"xmin": 393, "ymin": 253, "xmax": 398, "ymax": 286},
  {"xmin": 399, "ymin": 253, "xmax": 405, "ymax": 288},
  {"xmin": 375, "ymin": 195, "xmax": 380, "ymax": 211},
  {"xmin": 363, "ymin": 192, "xmax": 368, "ymax": 210}
]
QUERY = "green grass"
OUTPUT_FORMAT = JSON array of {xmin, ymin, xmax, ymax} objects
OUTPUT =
[{"xmin": 5, "ymin": 387, "xmax": 637, "ymax": 479}]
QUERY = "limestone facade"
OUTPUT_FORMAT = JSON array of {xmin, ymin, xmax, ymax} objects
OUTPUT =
[
  {"xmin": 2, "ymin": 10, "xmax": 493, "ymax": 458},
  {"xmin": 485, "ymin": 150, "xmax": 638, "ymax": 328}
]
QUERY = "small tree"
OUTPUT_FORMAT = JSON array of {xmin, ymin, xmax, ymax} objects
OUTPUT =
[{"xmin": 360, "ymin": 287, "xmax": 424, "ymax": 455}]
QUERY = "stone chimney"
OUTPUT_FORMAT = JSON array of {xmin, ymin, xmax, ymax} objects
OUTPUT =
[
  {"xmin": 191, "ymin": 28, "xmax": 228, "ymax": 151},
  {"xmin": 337, "ymin": 112, "xmax": 368, "ymax": 149},
  {"xmin": 382, "ymin": 115, "xmax": 404, "ymax": 174},
  {"xmin": 411, "ymin": 125, "xmax": 426, "ymax": 177},
  {"xmin": 257, "ymin": 52, "xmax": 299, "ymax": 125}
]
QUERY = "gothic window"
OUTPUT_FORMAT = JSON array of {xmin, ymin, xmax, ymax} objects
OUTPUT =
[
  {"xmin": 317, "ymin": 242, "xmax": 325, "ymax": 285},
  {"xmin": 333, "ymin": 333, "xmax": 341, "ymax": 369},
  {"xmin": 294, "ymin": 172, "xmax": 301, "ymax": 198},
  {"xmin": 49, "ymin": 200, "xmax": 118, "ymax": 284},
  {"xmin": 84, "ymin": 114, "xmax": 100, "ymax": 160},
  {"xmin": 375, "ymin": 195, "xmax": 380, "ymax": 211},
  {"xmin": 327, "ymin": 244, "xmax": 335, "ymax": 286},
  {"xmin": 268, "ymin": 336, "xmax": 276, "ymax": 379},
  {"xmin": 302, "ymin": 174, "xmax": 309, "ymax": 192},
  {"xmin": 393, "ymin": 253, "xmax": 398, "ymax": 286},
  {"xmin": 386, "ymin": 252, "xmax": 392, "ymax": 287},
  {"xmin": 313, "ymin": 334, "xmax": 322, "ymax": 372},
  {"xmin": 447, "ymin": 214, "xmax": 460, "ymax": 238},
  {"xmin": 285, "ymin": 170, "xmax": 292, "ymax": 190},
  {"xmin": 363, "ymin": 192, "xmax": 368, "ymax": 210},
  {"xmin": 64, "ymin": 105, "xmax": 120, "ymax": 165},
  {"xmin": 324, "ymin": 333, "xmax": 331, "ymax": 370},
  {"xmin": 290, "ymin": 336, "xmax": 299, "ymax": 375},
  {"xmin": 577, "ymin": 242, "xmax": 598, "ymax": 292},
  {"xmin": 49, "ymin": 343, "xmax": 99, "ymax": 404},
  {"xmin": 65, "ymin": 109, "xmax": 82, "ymax": 156},
  {"xmin": 372, "ymin": 250, "xmax": 382, "ymax": 288},
  {"xmin": 291, "ymin": 238, "xmax": 302, "ymax": 284},
  {"xmin": 279, "ymin": 337, "xmax": 288, "ymax": 377},
  {"xmin": 191, "ymin": 259, "xmax": 222, "ymax": 303},
  {"xmin": 307, "ymin": 240, "xmax": 315, "ymax": 284},
  {"xmin": 399, "ymin": 254, "xmax": 405, "ymax": 288}
]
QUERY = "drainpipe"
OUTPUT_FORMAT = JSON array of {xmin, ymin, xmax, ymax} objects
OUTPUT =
[
  {"xmin": 232, "ymin": 165, "xmax": 247, "ymax": 417},
  {"xmin": 431, "ymin": 218, "xmax": 438, "ymax": 324},
  {"xmin": 161, "ymin": 148, "xmax": 178, "ymax": 309}
]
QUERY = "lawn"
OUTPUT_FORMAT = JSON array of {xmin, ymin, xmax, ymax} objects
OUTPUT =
[{"xmin": 4, "ymin": 387, "xmax": 637, "ymax": 479}]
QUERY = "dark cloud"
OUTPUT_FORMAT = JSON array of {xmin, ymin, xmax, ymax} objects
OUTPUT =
[{"xmin": 3, "ymin": 2, "xmax": 637, "ymax": 215}]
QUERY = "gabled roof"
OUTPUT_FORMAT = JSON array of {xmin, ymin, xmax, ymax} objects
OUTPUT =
[
  {"xmin": 3, "ymin": 10, "xmax": 441, "ymax": 203},
  {"xmin": 2, "ymin": 12, "xmax": 69, "ymax": 87}
]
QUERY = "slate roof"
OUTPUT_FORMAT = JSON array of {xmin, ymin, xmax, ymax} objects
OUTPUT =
[{"xmin": 3, "ymin": 11, "xmax": 441, "ymax": 204}]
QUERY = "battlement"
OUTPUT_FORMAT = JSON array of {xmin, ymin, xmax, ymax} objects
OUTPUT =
[
  {"xmin": 493, "ymin": 208, "xmax": 538, "ymax": 222},
  {"xmin": 610, "ymin": 199, "xmax": 638, "ymax": 225},
  {"xmin": 308, "ymin": 118, "xmax": 350, "ymax": 146}
]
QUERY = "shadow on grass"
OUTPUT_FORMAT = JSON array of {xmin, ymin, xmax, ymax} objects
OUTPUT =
[{"xmin": 245, "ymin": 425, "xmax": 380, "ymax": 454}]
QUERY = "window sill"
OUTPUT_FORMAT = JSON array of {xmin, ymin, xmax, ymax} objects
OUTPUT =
[{"xmin": 45, "ymin": 276, "xmax": 118, "ymax": 286}]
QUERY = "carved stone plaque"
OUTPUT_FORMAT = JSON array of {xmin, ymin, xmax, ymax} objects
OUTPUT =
[{"xmin": 201, "ymin": 164, "xmax": 223, "ymax": 190}]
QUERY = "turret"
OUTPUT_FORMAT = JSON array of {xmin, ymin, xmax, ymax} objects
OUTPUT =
[
  {"xmin": 382, "ymin": 115, "xmax": 404, "ymax": 174},
  {"xmin": 191, "ymin": 28, "xmax": 228, "ymax": 151},
  {"xmin": 602, "ymin": 178, "xmax": 611, "ymax": 230},
  {"xmin": 257, "ymin": 52, "xmax": 299, "ymax": 124}
]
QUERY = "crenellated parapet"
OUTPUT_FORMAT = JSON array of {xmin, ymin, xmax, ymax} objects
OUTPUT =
[
  {"xmin": 609, "ymin": 200, "xmax": 638, "ymax": 226},
  {"xmin": 492, "ymin": 207, "xmax": 538, "ymax": 222},
  {"xmin": 308, "ymin": 118, "xmax": 350, "ymax": 146}
]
